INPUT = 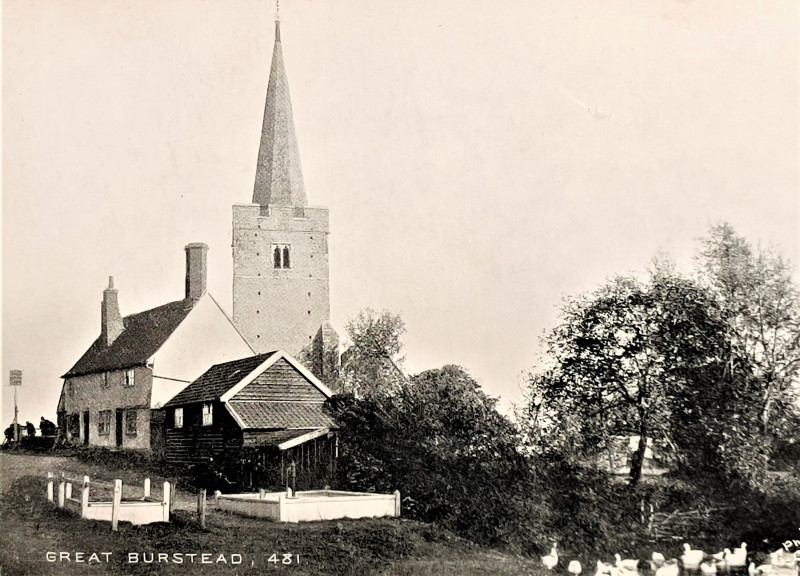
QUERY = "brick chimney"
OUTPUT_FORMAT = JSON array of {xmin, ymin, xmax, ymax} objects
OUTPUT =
[
  {"xmin": 185, "ymin": 243, "xmax": 208, "ymax": 302},
  {"xmin": 101, "ymin": 276, "xmax": 124, "ymax": 346}
]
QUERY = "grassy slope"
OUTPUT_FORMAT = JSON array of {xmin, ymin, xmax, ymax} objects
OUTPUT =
[{"xmin": 0, "ymin": 452, "xmax": 547, "ymax": 576}]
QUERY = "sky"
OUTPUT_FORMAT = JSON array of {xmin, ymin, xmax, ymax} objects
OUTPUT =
[{"xmin": 2, "ymin": 0, "xmax": 798, "ymax": 426}]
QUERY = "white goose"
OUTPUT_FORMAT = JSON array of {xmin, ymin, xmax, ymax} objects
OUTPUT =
[
  {"xmin": 700, "ymin": 561, "xmax": 718, "ymax": 574},
  {"xmin": 650, "ymin": 552, "xmax": 666, "ymax": 572},
  {"xmin": 596, "ymin": 560, "xmax": 613, "ymax": 576},
  {"xmin": 542, "ymin": 544, "xmax": 559, "ymax": 570},
  {"xmin": 569, "ymin": 560, "xmax": 583, "ymax": 576},
  {"xmin": 682, "ymin": 544, "xmax": 705, "ymax": 570},
  {"xmin": 749, "ymin": 562, "xmax": 774, "ymax": 576},
  {"xmin": 726, "ymin": 543, "xmax": 747, "ymax": 568},
  {"xmin": 656, "ymin": 560, "xmax": 680, "ymax": 576},
  {"xmin": 615, "ymin": 554, "xmax": 639, "ymax": 572}
]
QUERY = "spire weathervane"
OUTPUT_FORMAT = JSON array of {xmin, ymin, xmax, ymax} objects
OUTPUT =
[{"xmin": 275, "ymin": 0, "xmax": 281, "ymax": 41}]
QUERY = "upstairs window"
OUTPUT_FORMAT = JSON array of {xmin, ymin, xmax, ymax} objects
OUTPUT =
[
  {"xmin": 124, "ymin": 369, "xmax": 135, "ymax": 387},
  {"xmin": 272, "ymin": 244, "xmax": 291, "ymax": 269},
  {"xmin": 202, "ymin": 403, "xmax": 213, "ymax": 427},
  {"xmin": 174, "ymin": 407, "xmax": 184, "ymax": 429},
  {"xmin": 102, "ymin": 372, "xmax": 109, "ymax": 388}
]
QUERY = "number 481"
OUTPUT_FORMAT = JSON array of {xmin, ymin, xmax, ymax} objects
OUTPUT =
[{"xmin": 268, "ymin": 553, "xmax": 299, "ymax": 565}]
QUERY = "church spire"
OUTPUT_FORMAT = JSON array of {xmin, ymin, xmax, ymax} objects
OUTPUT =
[{"xmin": 252, "ymin": 19, "xmax": 307, "ymax": 207}]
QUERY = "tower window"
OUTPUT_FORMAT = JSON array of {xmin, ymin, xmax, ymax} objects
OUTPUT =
[{"xmin": 272, "ymin": 244, "xmax": 291, "ymax": 269}]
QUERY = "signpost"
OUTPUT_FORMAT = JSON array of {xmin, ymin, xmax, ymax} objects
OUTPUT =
[{"xmin": 9, "ymin": 370, "xmax": 22, "ymax": 442}]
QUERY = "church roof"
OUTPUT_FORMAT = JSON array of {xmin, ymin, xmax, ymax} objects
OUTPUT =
[
  {"xmin": 63, "ymin": 300, "xmax": 194, "ymax": 378},
  {"xmin": 252, "ymin": 21, "xmax": 307, "ymax": 207}
]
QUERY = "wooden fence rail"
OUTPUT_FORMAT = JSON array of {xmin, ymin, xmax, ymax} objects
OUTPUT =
[{"xmin": 47, "ymin": 472, "xmax": 171, "ymax": 530}]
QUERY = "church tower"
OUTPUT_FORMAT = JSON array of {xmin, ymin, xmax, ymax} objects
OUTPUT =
[{"xmin": 233, "ymin": 20, "xmax": 335, "ymax": 364}]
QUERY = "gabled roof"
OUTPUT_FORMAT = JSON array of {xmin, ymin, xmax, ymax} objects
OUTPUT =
[
  {"xmin": 63, "ymin": 300, "xmax": 194, "ymax": 378},
  {"xmin": 164, "ymin": 352, "xmax": 279, "ymax": 406}
]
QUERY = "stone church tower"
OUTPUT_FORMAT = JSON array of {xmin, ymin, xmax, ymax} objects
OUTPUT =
[{"xmin": 233, "ymin": 20, "xmax": 338, "ymax": 379}]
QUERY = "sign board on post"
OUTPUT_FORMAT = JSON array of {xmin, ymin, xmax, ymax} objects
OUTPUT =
[{"xmin": 9, "ymin": 370, "xmax": 22, "ymax": 386}]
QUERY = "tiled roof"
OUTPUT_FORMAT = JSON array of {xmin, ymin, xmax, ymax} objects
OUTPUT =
[
  {"xmin": 63, "ymin": 300, "xmax": 194, "ymax": 378},
  {"xmin": 228, "ymin": 401, "xmax": 333, "ymax": 429},
  {"xmin": 242, "ymin": 428, "xmax": 323, "ymax": 448},
  {"xmin": 164, "ymin": 352, "xmax": 278, "ymax": 407}
]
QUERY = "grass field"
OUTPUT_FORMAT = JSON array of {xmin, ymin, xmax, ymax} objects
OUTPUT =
[{"xmin": 0, "ymin": 451, "xmax": 548, "ymax": 576}]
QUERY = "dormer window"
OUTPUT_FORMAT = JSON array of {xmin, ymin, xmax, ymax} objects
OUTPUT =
[{"xmin": 272, "ymin": 244, "xmax": 291, "ymax": 269}]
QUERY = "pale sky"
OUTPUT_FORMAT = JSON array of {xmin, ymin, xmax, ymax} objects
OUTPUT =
[{"xmin": 2, "ymin": 0, "xmax": 798, "ymax": 426}]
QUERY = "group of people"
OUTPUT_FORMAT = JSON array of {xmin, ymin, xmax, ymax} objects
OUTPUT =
[{"xmin": 3, "ymin": 416, "xmax": 56, "ymax": 443}]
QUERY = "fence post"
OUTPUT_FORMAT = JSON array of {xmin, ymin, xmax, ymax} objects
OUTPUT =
[
  {"xmin": 143, "ymin": 478, "xmax": 150, "ymax": 499},
  {"xmin": 169, "ymin": 482, "xmax": 176, "ymax": 514},
  {"xmin": 259, "ymin": 488, "xmax": 265, "ymax": 499},
  {"xmin": 47, "ymin": 472, "xmax": 54, "ymax": 503},
  {"xmin": 394, "ymin": 490, "xmax": 401, "ymax": 517},
  {"xmin": 111, "ymin": 479, "xmax": 122, "ymax": 532},
  {"xmin": 57, "ymin": 479, "xmax": 66, "ymax": 508},
  {"xmin": 65, "ymin": 482, "xmax": 73, "ymax": 500},
  {"xmin": 81, "ymin": 476, "xmax": 90, "ymax": 519},
  {"xmin": 162, "ymin": 482, "xmax": 171, "ymax": 522},
  {"xmin": 197, "ymin": 489, "xmax": 206, "ymax": 529}
]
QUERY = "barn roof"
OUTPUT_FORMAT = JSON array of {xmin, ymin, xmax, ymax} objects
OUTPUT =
[
  {"xmin": 164, "ymin": 352, "xmax": 279, "ymax": 406},
  {"xmin": 242, "ymin": 428, "xmax": 333, "ymax": 449},
  {"xmin": 227, "ymin": 402, "xmax": 332, "ymax": 429},
  {"xmin": 63, "ymin": 300, "xmax": 193, "ymax": 378}
]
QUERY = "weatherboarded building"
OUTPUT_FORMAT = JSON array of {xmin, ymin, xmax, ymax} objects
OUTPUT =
[
  {"xmin": 163, "ymin": 350, "xmax": 337, "ymax": 490},
  {"xmin": 59, "ymin": 243, "xmax": 254, "ymax": 456}
]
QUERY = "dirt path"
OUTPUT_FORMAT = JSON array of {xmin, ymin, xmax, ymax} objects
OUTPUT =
[{"xmin": 0, "ymin": 452, "xmax": 197, "ymax": 510}]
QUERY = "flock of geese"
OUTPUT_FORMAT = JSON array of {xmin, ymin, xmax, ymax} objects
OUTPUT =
[{"xmin": 540, "ymin": 543, "xmax": 798, "ymax": 576}]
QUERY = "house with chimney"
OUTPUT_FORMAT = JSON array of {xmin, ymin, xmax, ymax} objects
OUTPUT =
[{"xmin": 58, "ymin": 243, "xmax": 254, "ymax": 456}]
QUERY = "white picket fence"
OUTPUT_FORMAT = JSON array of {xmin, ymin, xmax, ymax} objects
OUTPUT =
[{"xmin": 47, "ymin": 472, "xmax": 171, "ymax": 530}]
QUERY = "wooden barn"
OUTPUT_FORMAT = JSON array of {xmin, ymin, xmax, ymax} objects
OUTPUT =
[{"xmin": 162, "ymin": 351, "xmax": 338, "ymax": 491}]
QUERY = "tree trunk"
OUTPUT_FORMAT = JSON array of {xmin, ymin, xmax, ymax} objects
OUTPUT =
[{"xmin": 629, "ymin": 410, "xmax": 648, "ymax": 486}]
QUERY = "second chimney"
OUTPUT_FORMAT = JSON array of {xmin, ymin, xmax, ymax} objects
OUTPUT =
[
  {"xmin": 101, "ymin": 276, "xmax": 124, "ymax": 346},
  {"xmin": 185, "ymin": 243, "xmax": 209, "ymax": 302}
]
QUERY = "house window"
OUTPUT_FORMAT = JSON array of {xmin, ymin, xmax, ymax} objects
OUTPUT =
[
  {"xmin": 98, "ymin": 410, "xmax": 111, "ymax": 436},
  {"xmin": 202, "ymin": 403, "xmax": 213, "ymax": 426},
  {"xmin": 174, "ymin": 407, "xmax": 184, "ymax": 429},
  {"xmin": 125, "ymin": 410, "xmax": 137, "ymax": 436},
  {"xmin": 124, "ymin": 369, "xmax": 135, "ymax": 387},
  {"xmin": 102, "ymin": 372, "xmax": 109, "ymax": 388},
  {"xmin": 272, "ymin": 244, "xmax": 291, "ymax": 268}
]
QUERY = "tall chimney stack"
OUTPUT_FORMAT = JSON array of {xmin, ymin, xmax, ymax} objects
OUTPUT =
[
  {"xmin": 185, "ymin": 243, "xmax": 209, "ymax": 302},
  {"xmin": 101, "ymin": 276, "xmax": 124, "ymax": 346}
]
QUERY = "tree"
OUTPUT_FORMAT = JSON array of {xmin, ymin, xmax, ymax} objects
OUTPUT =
[
  {"xmin": 339, "ymin": 308, "xmax": 407, "ymax": 397},
  {"xmin": 525, "ymin": 272, "xmax": 728, "ymax": 485},
  {"xmin": 326, "ymin": 366, "xmax": 546, "ymax": 552},
  {"xmin": 696, "ymin": 223, "xmax": 800, "ymax": 440}
]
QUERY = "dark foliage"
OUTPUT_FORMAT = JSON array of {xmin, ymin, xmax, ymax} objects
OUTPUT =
[{"xmin": 326, "ymin": 365, "xmax": 551, "ymax": 555}]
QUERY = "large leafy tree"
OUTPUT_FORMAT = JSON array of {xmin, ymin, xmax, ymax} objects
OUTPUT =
[
  {"xmin": 326, "ymin": 366, "xmax": 545, "ymax": 551},
  {"xmin": 525, "ymin": 272, "xmax": 728, "ymax": 485},
  {"xmin": 339, "ymin": 308, "xmax": 407, "ymax": 397},
  {"xmin": 696, "ymin": 223, "xmax": 800, "ymax": 440}
]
